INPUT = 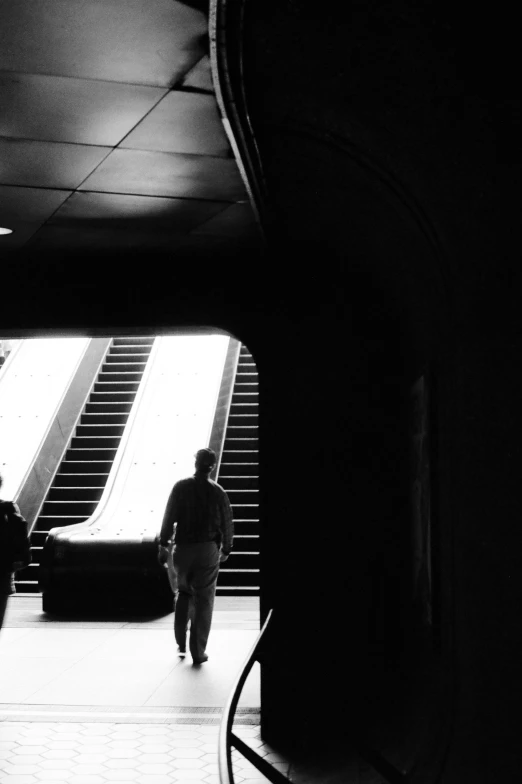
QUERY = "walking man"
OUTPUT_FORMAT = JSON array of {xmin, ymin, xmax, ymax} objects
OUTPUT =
[{"xmin": 158, "ymin": 448, "xmax": 234, "ymax": 664}]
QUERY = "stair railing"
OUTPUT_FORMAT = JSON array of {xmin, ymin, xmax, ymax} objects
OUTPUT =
[
  {"xmin": 209, "ymin": 337, "xmax": 242, "ymax": 480},
  {"xmin": 218, "ymin": 608, "xmax": 291, "ymax": 784}
]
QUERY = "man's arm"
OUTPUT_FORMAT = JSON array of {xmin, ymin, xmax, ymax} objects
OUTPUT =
[
  {"xmin": 219, "ymin": 490, "xmax": 234, "ymax": 560},
  {"xmin": 158, "ymin": 484, "xmax": 179, "ymax": 564}
]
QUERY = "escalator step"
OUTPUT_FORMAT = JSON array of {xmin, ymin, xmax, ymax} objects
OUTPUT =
[
  {"xmin": 230, "ymin": 505, "xmax": 259, "ymax": 519},
  {"xmin": 101, "ymin": 362, "xmax": 147, "ymax": 373},
  {"xmin": 226, "ymin": 552, "xmax": 260, "ymax": 568},
  {"xmin": 232, "ymin": 535, "xmax": 260, "ymax": 552},
  {"xmin": 36, "ymin": 516, "xmax": 90, "ymax": 527},
  {"xmin": 81, "ymin": 413, "xmax": 129, "ymax": 425},
  {"xmin": 222, "ymin": 456, "xmax": 259, "ymax": 466},
  {"xmin": 41, "ymin": 500, "xmax": 99, "ymax": 515},
  {"xmin": 232, "ymin": 521, "xmax": 260, "ymax": 535},
  {"xmin": 104, "ymin": 353, "xmax": 149, "ymax": 362},
  {"xmin": 75, "ymin": 422, "xmax": 125, "ymax": 438},
  {"xmin": 224, "ymin": 438, "xmax": 259, "ymax": 450},
  {"xmin": 85, "ymin": 402, "xmax": 133, "ymax": 413},
  {"xmin": 216, "ymin": 587, "xmax": 259, "ymax": 594},
  {"xmin": 94, "ymin": 381, "xmax": 140, "ymax": 393},
  {"xmin": 111, "ymin": 345, "xmax": 152, "ymax": 355},
  {"xmin": 89, "ymin": 392, "xmax": 137, "ymax": 403},
  {"xmin": 98, "ymin": 371, "xmax": 144, "ymax": 382},
  {"xmin": 59, "ymin": 460, "xmax": 114, "ymax": 473},
  {"xmin": 217, "ymin": 569, "xmax": 260, "ymax": 586},
  {"xmin": 48, "ymin": 487, "xmax": 104, "ymax": 501},
  {"xmin": 220, "ymin": 460, "xmax": 259, "ymax": 472},
  {"xmin": 75, "ymin": 424, "xmax": 126, "ymax": 437},
  {"xmin": 218, "ymin": 476, "xmax": 258, "ymax": 489},
  {"xmin": 71, "ymin": 436, "xmax": 122, "ymax": 449},
  {"xmin": 228, "ymin": 413, "xmax": 259, "ymax": 423},
  {"xmin": 65, "ymin": 448, "xmax": 118, "ymax": 461},
  {"xmin": 54, "ymin": 473, "xmax": 109, "ymax": 487},
  {"xmin": 226, "ymin": 427, "xmax": 259, "ymax": 439},
  {"xmin": 15, "ymin": 581, "xmax": 40, "ymax": 592},
  {"xmin": 113, "ymin": 337, "xmax": 154, "ymax": 346}
]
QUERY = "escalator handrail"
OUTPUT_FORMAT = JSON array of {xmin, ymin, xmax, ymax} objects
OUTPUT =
[
  {"xmin": 16, "ymin": 338, "xmax": 110, "ymax": 533},
  {"xmin": 218, "ymin": 608, "xmax": 292, "ymax": 784},
  {"xmin": 209, "ymin": 337, "xmax": 242, "ymax": 479}
]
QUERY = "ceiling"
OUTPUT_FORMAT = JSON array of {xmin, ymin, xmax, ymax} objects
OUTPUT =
[{"xmin": 0, "ymin": 0, "xmax": 259, "ymax": 252}]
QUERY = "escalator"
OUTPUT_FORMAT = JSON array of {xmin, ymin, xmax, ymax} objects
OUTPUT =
[
  {"xmin": 15, "ymin": 337, "xmax": 154, "ymax": 593},
  {"xmin": 217, "ymin": 343, "xmax": 260, "ymax": 595}
]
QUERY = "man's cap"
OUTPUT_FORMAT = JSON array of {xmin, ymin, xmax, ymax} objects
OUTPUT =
[{"xmin": 195, "ymin": 448, "xmax": 217, "ymax": 467}]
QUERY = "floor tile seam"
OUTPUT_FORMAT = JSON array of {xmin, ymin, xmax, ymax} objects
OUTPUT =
[
  {"xmin": 0, "ymin": 710, "xmax": 254, "ymax": 718},
  {"xmin": 1, "ymin": 623, "xmax": 259, "ymax": 630},
  {"xmin": 0, "ymin": 713, "xmax": 260, "ymax": 719},
  {"xmin": 0, "ymin": 706, "xmax": 259, "ymax": 714},
  {"xmin": 0, "ymin": 717, "xmax": 259, "ymax": 725}
]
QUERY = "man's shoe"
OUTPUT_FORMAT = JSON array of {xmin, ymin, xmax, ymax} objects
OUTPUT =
[
  {"xmin": 177, "ymin": 646, "xmax": 186, "ymax": 656},
  {"xmin": 192, "ymin": 654, "xmax": 208, "ymax": 665}
]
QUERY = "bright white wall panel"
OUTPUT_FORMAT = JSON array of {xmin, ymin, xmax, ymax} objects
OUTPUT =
[
  {"xmin": 87, "ymin": 335, "xmax": 229, "ymax": 539},
  {"xmin": 0, "ymin": 338, "xmax": 88, "ymax": 499}
]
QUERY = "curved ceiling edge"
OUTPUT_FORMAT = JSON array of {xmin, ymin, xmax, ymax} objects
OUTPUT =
[{"xmin": 209, "ymin": 0, "xmax": 269, "ymax": 239}]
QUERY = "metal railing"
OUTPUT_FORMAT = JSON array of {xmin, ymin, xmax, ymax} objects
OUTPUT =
[{"xmin": 218, "ymin": 608, "xmax": 291, "ymax": 784}]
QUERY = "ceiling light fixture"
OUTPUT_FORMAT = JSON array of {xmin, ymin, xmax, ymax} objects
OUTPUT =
[{"xmin": 0, "ymin": 227, "xmax": 14, "ymax": 235}]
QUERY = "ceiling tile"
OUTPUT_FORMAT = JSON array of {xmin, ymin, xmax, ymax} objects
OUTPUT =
[
  {"xmin": 0, "ymin": 185, "xmax": 72, "ymax": 249},
  {"xmin": 78, "ymin": 150, "xmax": 248, "ymax": 201},
  {"xmin": 0, "ymin": 184, "xmax": 71, "ymax": 222},
  {"xmin": 193, "ymin": 203, "xmax": 259, "ymax": 237},
  {"xmin": 48, "ymin": 191, "xmax": 227, "ymax": 231},
  {"xmin": 0, "ymin": 138, "xmax": 110, "ymax": 189},
  {"xmin": 0, "ymin": 73, "xmax": 166, "ymax": 146},
  {"xmin": 0, "ymin": 0, "xmax": 207, "ymax": 87},
  {"xmin": 120, "ymin": 91, "xmax": 230, "ymax": 156},
  {"xmin": 181, "ymin": 56, "xmax": 214, "ymax": 92}
]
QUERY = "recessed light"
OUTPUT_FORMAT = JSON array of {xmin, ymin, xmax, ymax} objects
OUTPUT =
[{"xmin": 0, "ymin": 227, "xmax": 14, "ymax": 236}]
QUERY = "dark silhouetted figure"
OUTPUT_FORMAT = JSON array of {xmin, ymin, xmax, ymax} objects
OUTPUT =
[
  {"xmin": 158, "ymin": 448, "xmax": 234, "ymax": 664},
  {"xmin": 0, "ymin": 473, "xmax": 31, "ymax": 631}
]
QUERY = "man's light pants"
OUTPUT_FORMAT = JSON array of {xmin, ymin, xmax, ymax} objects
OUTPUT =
[{"xmin": 172, "ymin": 542, "xmax": 220, "ymax": 661}]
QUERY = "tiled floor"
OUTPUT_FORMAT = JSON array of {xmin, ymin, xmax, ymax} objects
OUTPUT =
[
  {"xmin": 0, "ymin": 597, "xmax": 372, "ymax": 784},
  {"xmin": 0, "ymin": 596, "xmax": 267, "ymax": 784},
  {"xmin": 0, "ymin": 720, "xmax": 271, "ymax": 784}
]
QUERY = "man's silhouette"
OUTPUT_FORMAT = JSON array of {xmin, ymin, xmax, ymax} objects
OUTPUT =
[{"xmin": 158, "ymin": 448, "xmax": 234, "ymax": 663}]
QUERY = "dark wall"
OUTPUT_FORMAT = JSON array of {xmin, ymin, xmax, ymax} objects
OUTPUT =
[{"xmin": 237, "ymin": 1, "xmax": 520, "ymax": 781}]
